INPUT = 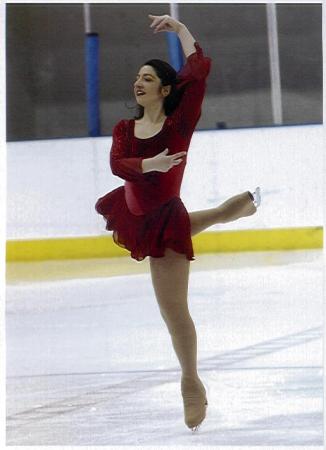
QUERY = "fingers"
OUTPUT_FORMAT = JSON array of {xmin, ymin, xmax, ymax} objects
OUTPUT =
[
  {"xmin": 154, "ymin": 17, "xmax": 169, "ymax": 33},
  {"xmin": 160, "ymin": 149, "xmax": 186, "ymax": 157},
  {"xmin": 148, "ymin": 14, "xmax": 170, "ymax": 33},
  {"xmin": 148, "ymin": 14, "xmax": 164, "ymax": 28},
  {"xmin": 171, "ymin": 153, "xmax": 187, "ymax": 166},
  {"xmin": 158, "ymin": 149, "xmax": 187, "ymax": 167},
  {"xmin": 173, "ymin": 151, "xmax": 187, "ymax": 158}
]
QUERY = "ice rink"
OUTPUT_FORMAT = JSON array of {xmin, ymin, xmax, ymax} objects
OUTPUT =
[{"xmin": 6, "ymin": 248, "xmax": 324, "ymax": 446}]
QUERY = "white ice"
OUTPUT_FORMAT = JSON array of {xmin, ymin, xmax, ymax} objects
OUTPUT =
[{"xmin": 6, "ymin": 249, "xmax": 324, "ymax": 446}]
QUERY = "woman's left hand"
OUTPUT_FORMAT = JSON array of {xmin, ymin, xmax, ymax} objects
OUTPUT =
[{"xmin": 148, "ymin": 14, "xmax": 183, "ymax": 34}]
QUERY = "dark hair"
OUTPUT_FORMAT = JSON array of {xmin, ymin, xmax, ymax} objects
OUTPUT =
[{"xmin": 133, "ymin": 59, "xmax": 184, "ymax": 120}]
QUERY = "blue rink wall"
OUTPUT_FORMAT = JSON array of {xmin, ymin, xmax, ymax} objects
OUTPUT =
[{"xmin": 6, "ymin": 124, "xmax": 323, "ymax": 260}]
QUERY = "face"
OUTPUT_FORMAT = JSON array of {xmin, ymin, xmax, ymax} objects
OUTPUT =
[{"xmin": 134, "ymin": 65, "xmax": 171, "ymax": 107}]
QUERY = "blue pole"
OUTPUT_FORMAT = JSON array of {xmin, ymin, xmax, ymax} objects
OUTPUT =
[
  {"xmin": 166, "ymin": 32, "xmax": 184, "ymax": 71},
  {"xmin": 85, "ymin": 32, "xmax": 101, "ymax": 136}
]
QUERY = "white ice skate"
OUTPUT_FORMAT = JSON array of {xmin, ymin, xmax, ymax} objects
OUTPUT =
[{"xmin": 252, "ymin": 186, "xmax": 261, "ymax": 208}]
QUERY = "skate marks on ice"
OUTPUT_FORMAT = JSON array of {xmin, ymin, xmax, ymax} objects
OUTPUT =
[
  {"xmin": 199, "ymin": 326, "xmax": 322, "ymax": 371},
  {"xmin": 6, "ymin": 250, "xmax": 324, "ymax": 445},
  {"xmin": 7, "ymin": 326, "xmax": 323, "ymax": 445}
]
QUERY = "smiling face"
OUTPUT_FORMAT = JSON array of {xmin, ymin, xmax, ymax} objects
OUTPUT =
[{"xmin": 134, "ymin": 65, "xmax": 171, "ymax": 108}]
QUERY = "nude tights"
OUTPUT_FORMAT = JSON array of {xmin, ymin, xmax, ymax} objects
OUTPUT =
[{"xmin": 149, "ymin": 191, "xmax": 257, "ymax": 380}]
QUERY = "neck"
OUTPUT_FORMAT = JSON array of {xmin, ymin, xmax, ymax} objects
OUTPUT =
[{"xmin": 142, "ymin": 103, "xmax": 166, "ymax": 123}]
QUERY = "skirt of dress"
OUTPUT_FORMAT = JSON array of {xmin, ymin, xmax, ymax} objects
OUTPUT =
[{"xmin": 95, "ymin": 186, "xmax": 195, "ymax": 262}]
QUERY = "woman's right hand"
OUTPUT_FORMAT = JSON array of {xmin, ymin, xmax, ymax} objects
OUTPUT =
[
  {"xmin": 148, "ymin": 14, "xmax": 183, "ymax": 34},
  {"xmin": 151, "ymin": 148, "xmax": 187, "ymax": 173}
]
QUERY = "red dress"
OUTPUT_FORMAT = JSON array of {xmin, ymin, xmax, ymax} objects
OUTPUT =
[{"xmin": 95, "ymin": 42, "xmax": 211, "ymax": 261}]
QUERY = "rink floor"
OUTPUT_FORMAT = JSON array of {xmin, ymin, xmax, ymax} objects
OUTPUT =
[{"xmin": 6, "ymin": 249, "xmax": 324, "ymax": 446}]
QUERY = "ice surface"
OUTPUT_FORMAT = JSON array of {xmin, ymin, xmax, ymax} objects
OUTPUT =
[{"xmin": 6, "ymin": 250, "xmax": 324, "ymax": 445}]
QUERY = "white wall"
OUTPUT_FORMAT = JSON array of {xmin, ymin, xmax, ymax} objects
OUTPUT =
[{"xmin": 6, "ymin": 124, "xmax": 323, "ymax": 239}]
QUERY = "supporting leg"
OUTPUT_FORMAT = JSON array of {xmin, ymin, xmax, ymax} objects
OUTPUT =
[
  {"xmin": 149, "ymin": 248, "xmax": 207, "ymax": 429},
  {"xmin": 189, "ymin": 190, "xmax": 256, "ymax": 237},
  {"xmin": 149, "ymin": 248, "xmax": 197, "ymax": 379}
]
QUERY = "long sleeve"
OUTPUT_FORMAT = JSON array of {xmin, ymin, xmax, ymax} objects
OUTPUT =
[
  {"xmin": 171, "ymin": 42, "xmax": 212, "ymax": 138},
  {"xmin": 110, "ymin": 120, "xmax": 145, "ymax": 182}
]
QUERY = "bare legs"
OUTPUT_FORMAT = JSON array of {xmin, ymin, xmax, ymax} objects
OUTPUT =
[{"xmin": 189, "ymin": 190, "xmax": 256, "ymax": 236}]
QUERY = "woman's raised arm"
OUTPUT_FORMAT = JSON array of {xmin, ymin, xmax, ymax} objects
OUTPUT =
[
  {"xmin": 149, "ymin": 14, "xmax": 211, "ymax": 139},
  {"xmin": 148, "ymin": 14, "xmax": 196, "ymax": 58}
]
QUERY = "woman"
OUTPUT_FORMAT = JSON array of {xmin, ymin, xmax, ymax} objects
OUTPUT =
[{"xmin": 95, "ymin": 14, "xmax": 261, "ymax": 431}]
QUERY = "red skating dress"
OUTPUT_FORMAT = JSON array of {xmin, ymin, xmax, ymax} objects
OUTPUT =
[{"xmin": 95, "ymin": 42, "xmax": 211, "ymax": 261}]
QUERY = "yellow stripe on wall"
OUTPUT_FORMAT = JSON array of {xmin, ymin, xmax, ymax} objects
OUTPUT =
[
  {"xmin": 6, "ymin": 227, "xmax": 323, "ymax": 262},
  {"xmin": 193, "ymin": 227, "xmax": 323, "ymax": 254}
]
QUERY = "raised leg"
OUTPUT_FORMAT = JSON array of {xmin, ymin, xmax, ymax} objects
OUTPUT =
[
  {"xmin": 149, "ymin": 248, "xmax": 207, "ymax": 429},
  {"xmin": 189, "ymin": 190, "xmax": 256, "ymax": 237}
]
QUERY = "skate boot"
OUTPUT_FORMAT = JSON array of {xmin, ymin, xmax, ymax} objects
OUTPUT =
[
  {"xmin": 181, "ymin": 376, "xmax": 208, "ymax": 431},
  {"xmin": 252, "ymin": 186, "xmax": 261, "ymax": 208}
]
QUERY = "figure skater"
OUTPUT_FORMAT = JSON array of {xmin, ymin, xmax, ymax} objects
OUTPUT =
[{"xmin": 95, "ymin": 14, "xmax": 261, "ymax": 431}]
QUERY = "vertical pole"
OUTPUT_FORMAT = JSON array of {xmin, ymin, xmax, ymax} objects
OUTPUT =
[
  {"xmin": 84, "ymin": 4, "xmax": 101, "ymax": 136},
  {"xmin": 166, "ymin": 3, "xmax": 184, "ymax": 71},
  {"xmin": 266, "ymin": 3, "xmax": 283, "ymax": 125},
  {"xmin": 83, "ymin": 3, "xmax": 91, "ymax": 33}
]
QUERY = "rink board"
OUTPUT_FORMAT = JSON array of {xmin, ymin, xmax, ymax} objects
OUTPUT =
[{"xmin": 6, "ymin": 226, "xmax": 323, "ymax": 262}]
